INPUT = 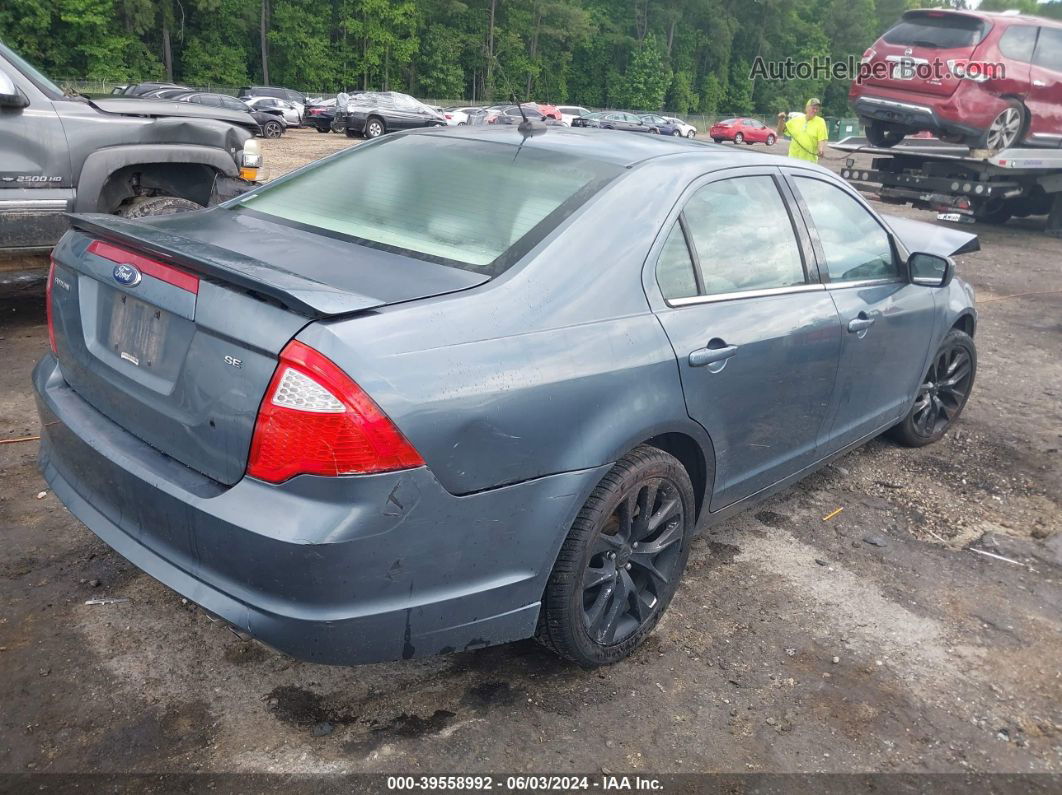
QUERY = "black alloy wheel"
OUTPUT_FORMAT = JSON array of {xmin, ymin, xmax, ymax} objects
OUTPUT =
[
  {"xmin": 889, "ymin": 329, "xmax": 976, "ymax": 447},
  {"xmin": 538, "ymin": 445, "xmax": 695, "ymax": 666}
]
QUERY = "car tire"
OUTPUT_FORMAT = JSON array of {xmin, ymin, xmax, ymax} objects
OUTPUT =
[
  {"xmin": 866, "ymin": 120, "xmax": 905, "ymax": 148},
  {"xmin": 315, "ymin": 126, "xmax": 330, "ymax": 133},
  {"xmin": 888, "ymin": 329, "xmax": 976, "ymax": 448},
  {"xmin": 262, "ymin": 120, "xmax": 284, "ymax": 138},
  {"xmin": 536, "ymin": 444, "xmax": 695, "ymax": 667},
  {"xmin": 978, "ymin": 100, "xmax": 1026, "ymax": 151},
  {"xmin": 712, "ymin": 137, "xmax": 722, "ymax": 143},
  {"xmin": 766, "ymin": 134, "xmax": 776, "ymax": 146},
  {"xmin": 116, "ymin": 195, "xmax": 201, "ymax": 219},
  {"xmin": 734, "ymin": 132, "xmax": 744, "ymax": 144},
  {"xmin": 687, "ymin": 130, "xmax": 696, "ymax": 138},
  {"xmin": 671, "ymin": 129, "xmax": 681, "ymax": 136},
  {"xmin": 365, "ymin": 117, "xmax": 385, "ymax": 139}
]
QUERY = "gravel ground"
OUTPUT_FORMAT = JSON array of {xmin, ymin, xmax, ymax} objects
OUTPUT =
[{"xmin": 0, "ymin": 128, "xmax": 1059, "ymax": 778}]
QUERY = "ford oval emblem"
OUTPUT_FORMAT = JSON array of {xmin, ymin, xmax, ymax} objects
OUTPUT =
[{"xmin": 112, "ymin": 263, "xmax": 142, "ymax": 287}]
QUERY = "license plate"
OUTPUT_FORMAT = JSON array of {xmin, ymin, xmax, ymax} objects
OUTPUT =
[
  {"xmin": 892, "ymin": 60, "xmax": 916, "ymax": 80},
  {"xmin": 107, "ymin": 294, "xmax": 170, "ymax": 369}
]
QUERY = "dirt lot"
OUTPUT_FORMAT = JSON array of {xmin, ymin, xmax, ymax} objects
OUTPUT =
[{"xmin": 1, "ymin": 127, "xmax": 1060, "ymax": 778}]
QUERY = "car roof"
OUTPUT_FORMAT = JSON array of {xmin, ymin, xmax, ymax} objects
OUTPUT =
[{"xmin": 406, "ymin": 125, "xmax": 789, "ymax": 169}]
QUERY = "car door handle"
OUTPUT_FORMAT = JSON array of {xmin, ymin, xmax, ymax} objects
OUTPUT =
[
  {"xmin": 847, "ymin": 315, "xmax": 876, "ymax": 333},
  {"xmin": 689, "ymin": 344, "xmax": 739, "ymax": 367}
]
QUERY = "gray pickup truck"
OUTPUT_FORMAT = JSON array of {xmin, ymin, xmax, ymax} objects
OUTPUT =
[{"xmin": 0, "ymin": 40, "xmax": 262, "ymax": 285}]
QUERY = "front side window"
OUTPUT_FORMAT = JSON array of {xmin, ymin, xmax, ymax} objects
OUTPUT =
[
  {"xmin": 682, "ymin": 176, "xmax": 806, "ymax": 295},
  {"xmin": 793, "ymin": 177, "xmax": 898, "ymax": 283},
  {"xmin": 237, "ymin": 135, "xmax": 621, "ymax": 272}
]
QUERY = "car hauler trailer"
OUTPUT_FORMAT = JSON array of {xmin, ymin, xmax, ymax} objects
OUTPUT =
[{"xmin": 831, "ymin": 137, "xmax": 1062, "ymax": 237}]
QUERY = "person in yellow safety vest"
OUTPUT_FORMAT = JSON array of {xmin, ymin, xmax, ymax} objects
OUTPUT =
[{"xmin": 776, "ymin": 98, "xmax": 828, "ymax": 163}]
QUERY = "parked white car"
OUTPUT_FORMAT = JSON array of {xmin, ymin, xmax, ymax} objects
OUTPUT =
[
  {"xmin": 241, "ymin": 95, "xmax": 303, "ymax": 126},
  {"xmin": 664, "ymin": 116, "xmax": 697, "ymax": 138},
  {"xmin": 557, "ymin": 105, "xmax": 591, "ymax": 127}
]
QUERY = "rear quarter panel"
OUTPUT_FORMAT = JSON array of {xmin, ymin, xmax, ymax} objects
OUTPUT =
[{"xmin": 298, "ymin": 158, "xmax": 713, "ymax": 496}]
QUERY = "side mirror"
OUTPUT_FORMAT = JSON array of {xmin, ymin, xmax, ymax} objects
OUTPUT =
[
  {"xmin": 0, "ymin": 69, "xmax": 28, "ymax": 109},
  {"xmin": 909, "ymin": 252, "xmax": 954, "ymax": 287}
]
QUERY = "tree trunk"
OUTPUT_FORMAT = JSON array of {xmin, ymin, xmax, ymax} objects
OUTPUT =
[
  {"xmin": 485, "ymin": 0, "xmax": 496, "ymax": 101},
  {"xmin": 162, "ymin": 24, "xmax": 173, "ymax": 82},
  {"xmin": 526, "ymin": 7, "xmax": 541, "ymax": 99},
  {"xmin": 260, "ymin": 0, "xmax": 270, "ymax": 84}
]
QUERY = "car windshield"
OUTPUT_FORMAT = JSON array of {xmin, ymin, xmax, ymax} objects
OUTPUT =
[
  {"xmin": 883, "ymin": 14, "xmax": 986, "ymax": 49},
  {"xmin": 235, "ymin": 135, "xmax": 622, "ymax": 272}
]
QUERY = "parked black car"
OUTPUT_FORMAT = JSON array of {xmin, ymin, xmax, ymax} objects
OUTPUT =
[
  {"xmin": 172, "ymin": 92, "xmax": 286, "ymax": 138},
  {"xmin": 573, "ymin": 111, "xmax": 658, "ymax": 133},
  {"xmin": 305, "ymin": 102, "xmax": 339, "ymax": 132},
  {"xmin": 342, "ymin": 91, "xmax": 446, "ymax": 138}
]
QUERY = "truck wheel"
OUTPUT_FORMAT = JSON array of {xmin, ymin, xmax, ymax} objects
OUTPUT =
[
  {"xmin": 866, "ymin": 121, "xmax": 905, "ymax": 148},
  {"xmin": 262, "ymin": 120, "xmax": 284, "ymax": 138},
  {"xmin": 979, "ymin": 101, "xmax": 1026, "ymax": 151},
  {"xmin": 116, "ymin": 196, "xmax": 201, "ymax": 219},
  {"xmin": 974, "ymin": 198, "xmax": 1012, "ymax": 225},
  {"xmin": 536, "ymin": 445, "xmax": 695, "ymax": 667}
]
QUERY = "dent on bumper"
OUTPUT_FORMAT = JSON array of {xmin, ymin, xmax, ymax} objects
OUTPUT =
[{"xmin": 33, "ymin": 355, "xmax": 608, "ymax": 664}]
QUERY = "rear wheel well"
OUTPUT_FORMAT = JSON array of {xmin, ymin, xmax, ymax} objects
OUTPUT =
[
  {"xmin": 951, "ymin": 313, "xmax": 975, "ymax": 338},
  {"xmin": 98, "ymin": 163, "xmax": 217, "ymax": 214},
  {"xmin": 644, "ymin": 433, "xmax": 711, "ymax": 521}
]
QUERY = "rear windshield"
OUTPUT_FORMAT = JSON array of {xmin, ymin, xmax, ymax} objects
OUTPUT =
[
  {"xmin": 883, "ymin": 13, "xmax": 987, "ymax": 49},
  {"xmin": 236, "ymin": 134, "xmax": 621, "ymax": 272}
]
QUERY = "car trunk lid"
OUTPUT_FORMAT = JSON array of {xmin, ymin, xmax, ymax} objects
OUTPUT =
[
  {"xmin": 48, "ymin": 211, "xmax": 487, "ymax": 485},
  {"xmin": 861, "ymin": 10, "xmax": 989, "ymax": 98}
]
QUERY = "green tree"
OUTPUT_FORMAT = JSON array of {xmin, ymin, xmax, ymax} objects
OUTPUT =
[{"xmin": 620, "ymin": 32, "xmax": 670, "ymax": 110}]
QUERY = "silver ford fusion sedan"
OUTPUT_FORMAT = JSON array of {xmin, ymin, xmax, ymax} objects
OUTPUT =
[{"xmin": 34, "ymin": 127, "xmax": 977, "ymax": 667}]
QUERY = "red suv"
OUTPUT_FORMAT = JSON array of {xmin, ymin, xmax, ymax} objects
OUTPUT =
[{"xmin": 850, "ymin": 9, "xmax": 1062, "ymax": 150}]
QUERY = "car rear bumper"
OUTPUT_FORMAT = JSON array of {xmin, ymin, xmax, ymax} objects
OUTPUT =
[
  {"xmin": 850, "ymin": 86, "xmax": 1000, "ymax": 139},
  {"xmin": 34, "ymin": 354, "xmax": 607, "ymax": 665}
]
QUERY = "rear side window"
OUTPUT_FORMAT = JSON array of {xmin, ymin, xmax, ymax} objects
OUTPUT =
[
  {"xmin": 1034, "ymin": 28, "xmax": 1062, "ymax": 73},
  {"xmin": 883, "ymin": 14, "xmax": 987, "ymax": 49},
  {"xmin": 793, "ymin": 177, "xmax": 898, "ymax": 283},
  {"xmin": 656, "ymin": 224, "xmax": 698, "ymax": 300},
  {"xmin": 999, "ymin": 25, "xmax": 1038, "ymax": 63},
  {"xmin": 237, "ymin": 135, "xmax": 621, "ymax": 272},
  {"xmin": 682, "ymin": 176, "xmax": 806, "ymax": 295}
]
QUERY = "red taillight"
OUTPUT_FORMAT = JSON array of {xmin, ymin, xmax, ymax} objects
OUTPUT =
[
  {"xmin": 46, "ymin": 257, "xmax": 57, "ymax": 354},
  {"xmin": 444, "ymin": 113, "xmax": 453, "ymax": 120},
  {"xmin": 246, "ymin": 340, "xmax": 423, "ymax": 483},
  {"xmin": 87, "ymin": 240, "xmax": 199, "ymax": 294}
]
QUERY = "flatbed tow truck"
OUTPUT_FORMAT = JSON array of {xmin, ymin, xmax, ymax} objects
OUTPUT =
[{"xmin": 831, "ymin": 137, "xmax": 1062, "ymax": 237}]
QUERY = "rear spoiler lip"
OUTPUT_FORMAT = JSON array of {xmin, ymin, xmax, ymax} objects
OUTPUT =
[{"xmin": 69, "ymin": 213, "xmax": 389, "ymax": 318}]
